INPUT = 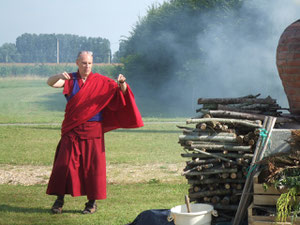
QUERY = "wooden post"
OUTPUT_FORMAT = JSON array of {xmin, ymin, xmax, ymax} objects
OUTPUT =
[{"xmin": 56, "ymin": 38, "xmax": 59, "ymax": 64}]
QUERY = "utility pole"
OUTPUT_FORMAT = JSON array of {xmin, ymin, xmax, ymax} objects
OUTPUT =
[{"xmin": 56, "ymin": 38, "xmax": 60, "ymax": 64}]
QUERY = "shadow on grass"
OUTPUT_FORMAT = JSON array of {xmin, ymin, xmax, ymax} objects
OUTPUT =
[
  {"xmin": 38, "ymin": 92, "xmax": 66, "ymax": 112},
  {"xmin": 0, "ymin": 204, "xmax": 81, "ymax": 214}
]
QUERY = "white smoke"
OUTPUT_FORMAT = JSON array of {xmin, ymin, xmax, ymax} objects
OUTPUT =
[{"xmin": 192, "ymin": 0, "xmax": 300, "ymax": 111}]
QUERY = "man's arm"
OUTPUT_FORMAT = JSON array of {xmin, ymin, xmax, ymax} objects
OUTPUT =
[{"xmin": 47, "ymin": 72, "xmax": 71, "ymax": 88}]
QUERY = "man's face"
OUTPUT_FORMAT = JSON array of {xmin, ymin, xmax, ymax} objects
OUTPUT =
[{"xmin": 76, "ymin": 53, "xmax": 93, "ymax": 76}]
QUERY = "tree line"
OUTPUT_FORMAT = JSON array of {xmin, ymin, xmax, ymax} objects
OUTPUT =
[{"xmin": 0, "ymin": 33, "xmax": 111, "ymax": 63}]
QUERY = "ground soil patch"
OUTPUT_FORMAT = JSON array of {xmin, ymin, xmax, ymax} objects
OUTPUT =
[{"xmin": 0, "ymin": 162, "xmax": 185, "ymax": 186}]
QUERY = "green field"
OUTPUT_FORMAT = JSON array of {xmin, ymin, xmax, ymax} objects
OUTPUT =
[{"xmin": 0, "ymin": 77, "xmax": 189, "ymax": 225}]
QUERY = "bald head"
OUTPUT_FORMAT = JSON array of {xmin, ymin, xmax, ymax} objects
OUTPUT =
[
  {"xmin": 77, "ymin": 51, "xmax": 93, "ymax": 61},
  {"xmin": 76, "ymin": 51, "xmax": 93, "ymax": 77}
]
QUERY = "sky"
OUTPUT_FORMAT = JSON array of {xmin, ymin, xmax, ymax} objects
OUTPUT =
[{"xmin": 0, "ymin": 0, "xmax": 166, "ymax": 53}]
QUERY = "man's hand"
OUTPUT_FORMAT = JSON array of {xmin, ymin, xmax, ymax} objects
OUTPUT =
[
  {"xmin": 117, "ymin": 74, "xmax": 127, "ymax": 94},
  {"xmin": 117, "ymin": 74, "xmax": 126, "ymax": 83},
  {"xmin": 47, "ymin": 72, "xmax": 70, "ymax": 88},
  {"xmin": 59, "ymin": 72, "xmax": 71, "ymax": 80}
]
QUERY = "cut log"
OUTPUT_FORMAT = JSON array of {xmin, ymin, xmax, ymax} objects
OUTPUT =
[
  {"xmin": 201, "ymin": 104, "xmax": 262, "ymax": 114},
  {"xmin": 182, "ymin": 131, "xmax": 237, "ymax": 137},
  {"xmin": 189, "ymin": 189, "xmax": 231, "ymax": 198},
  {"xmin": 193, "ymin": 186, "xmax": 201, "ymax": 192},
  {"xmin": 200, "ymin": 109, "xmax": 293, "ymax": 123},
  {"xmin": 186, "ymin": 158, "xmax": 221, "ymax": 166},
  {"xmin": 230, "ymin": 172, "xmax": 237, "ymax": 179},
  {"xmin": 181, "ymin": 153, "xmax": 254, "ymax": 159},
  {"xmin": 197, "ymin": 96, "xmax": 276, "ymax": 105},
  {"xmin": 203, "ymin": 114, "xmax": 211, "ymax": 118},
  {"xmin": 211, "ymin": 196, "xmax": 221, "ymax": 204},
  {"xmin": 236, "ymin": 135, "xmax": 244, "ymax": 144},
  {"xmin": 186, "ymin": 118, "xmax": 262, "ymax": 128},
  {"xmin": 248, "ymin": 139, "xmax": 255, "ymax": 146},
  {"xmin": 187, "ymin": 178, "xmax": 246, "ymax": 185},
  {"xmin": 187, "ymin": 142, "xmax": 252, "ymax": 152},
  {"xmin": 184, "ymin": 168, "xmax": 237, "ymax": 176},
  {"xmin": 220, "ymin": 173, "xmax": 230, "ymax": 179},
  {"xmin": 203, "ymin": 197, "xmax": 211, "ymax": 202},
  {"xmin": 212, "ymin": 203, "xmax": 239, "ymax": 211},
  {"xmin": 193, "ymin": 148, "xmax": 237, "ymax": 163},
  {"xmin": 182, "ymin": 163, "xmax": 215, "ymax": 175},
  {"xmin": 179, "ymin": 134, "xmax": 237, "ymax": 143},
  {"xmin": 224, "ymin": 183, "xmax": 231, "ymax": 189},
  {"xmin": 221, "ymin": 196, "xmax": 231, "ymax": 205}
]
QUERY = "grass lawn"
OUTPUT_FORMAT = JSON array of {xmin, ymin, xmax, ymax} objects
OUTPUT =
[
  {"xmin": 0, "ymin": 123, "xmax": 184, "ymax": 166},
  {"xmin": 0, "ymin": 77, "xmax": 190, "ymax": 225},
  {"xmin": 0, "ymin": 183, "xmax": 189, "ymax": 225}
]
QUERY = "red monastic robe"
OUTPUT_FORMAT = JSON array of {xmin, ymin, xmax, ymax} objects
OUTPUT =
[{"xmin": 46, "ymin": 72, "xmax": 143, "ymax": 200}]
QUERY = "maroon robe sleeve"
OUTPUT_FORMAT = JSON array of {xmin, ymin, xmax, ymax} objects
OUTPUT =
[
  {"xmin": 102, "ymin": 84, "xmax": 144, "ymax": 133},
  {"xmin": 62, "ymin": 73, "xmax": 74, "ymax": 96}
]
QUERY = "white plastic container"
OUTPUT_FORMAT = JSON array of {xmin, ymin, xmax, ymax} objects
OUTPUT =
[{"xmin": 169, "ymin": 204, "xmax": 214, "ymax": 225}]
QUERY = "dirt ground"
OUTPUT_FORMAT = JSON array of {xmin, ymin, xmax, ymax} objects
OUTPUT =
[{"xmin": 0, "ymin": 162, "xmax": 185, "ymax": 186}]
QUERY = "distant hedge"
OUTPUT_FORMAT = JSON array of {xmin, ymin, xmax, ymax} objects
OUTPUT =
[{"xmin": 0, "ymin": 63, "xmax": 124, "ymax": 78}]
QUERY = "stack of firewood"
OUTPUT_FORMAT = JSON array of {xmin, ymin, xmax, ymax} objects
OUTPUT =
[
  {"xmin": 196, "ymin": 94, "xmax": 282, "ymax": 117},
  {"xmin": 178, "ymin": 95, "xmax": 294, "ymax": 222}
]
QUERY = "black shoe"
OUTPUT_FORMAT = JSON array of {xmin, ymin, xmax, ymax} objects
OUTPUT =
[
  {"xmin": 51, "ymin": 199, "xmax": 64, "ymax": 214},
  {"xmin": 82, "ymin": 202, "xmax": 97, "ymax": 214}
]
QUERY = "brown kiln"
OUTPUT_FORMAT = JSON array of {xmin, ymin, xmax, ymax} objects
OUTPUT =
[{"xmin": 276, "ymin": 19, "xmax": 300, "ymax": 114}]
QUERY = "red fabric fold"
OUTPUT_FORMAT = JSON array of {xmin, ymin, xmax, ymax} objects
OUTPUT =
[{"xmin": 61, "ymin": 73, "xmax": 143, "ymax": 136}]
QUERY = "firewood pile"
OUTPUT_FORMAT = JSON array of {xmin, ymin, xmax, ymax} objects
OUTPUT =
[{"xmin": 177, "ymin": 94, "xmax": 294, "ymax": 222}]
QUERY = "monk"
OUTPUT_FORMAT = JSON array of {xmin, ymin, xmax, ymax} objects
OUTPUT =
[{"xmin": 46, "ymin": 51, "xmax": 143, "ymax": 214}]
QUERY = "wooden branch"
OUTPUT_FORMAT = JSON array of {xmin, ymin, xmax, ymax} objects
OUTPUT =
[
  {"xmin": 197, "ymin": 96, "xmax": 276, "ymax": 105},
  {"xmin": 179, "ymin": 134, "xmax": 237, "ymax": 143},
  {"xmin": 240, "ymin": 103, "xmax": 280, "ymax": 110},
  {"xmin": 189, "ymin": 189, "xmax": 231, "ymax": 198},
  {"xmin": 184, "ymin": 168, "xmax": 238, "ymax": 176},
  {"xmin": 196, "ymin": 104, "xmax": 262, "ymax": 114},
  {"xmin": 193, "ymin": 148, "xmax": 237, "ymax": 164},
  {"xmin": 186, "ymin": 118, "xmax": 262, "ymax": 128},
  {"xmin": 221, "ymin": 196, "xmax": 230, "ymax": 205},
  {"xmin": 200, "ymin": 109, "xmax": 293, "ymax": 123},
  {"xmin": 211, "ymin": 196, "xmax": 221, "ymax": 204},
  {"xmin": 182, "ymin": 131, "xmax": 236, "ymax": 137},
  {"xmin": 182, "ymin": 163, "xmax": 215, "ymax": 175},
  {"xmin": 189, "ymin": 144, "xmax": 253, "ymax": 152},
  {"xmin": 186, "ymin": 158, "xmax": 221, "ymax": 166},
  {"xmin": 185, "ymin": 142, "xmax": 252, "ymax": 152},
  {"xmin": 212, "ymin": 203, "xmax": 239, "ymax": 211},
  {"xmin": 187, "ymin": 178, "xmax": 246, "ymax": 185},
  {"xmin": 181, "ymin": 153, "xmax": 254, "ymax": 159}
]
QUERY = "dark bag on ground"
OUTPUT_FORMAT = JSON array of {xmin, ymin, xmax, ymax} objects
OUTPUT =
[{"xmin": 127, "ymin": 209, "xmax": 175, "ymax": 225}]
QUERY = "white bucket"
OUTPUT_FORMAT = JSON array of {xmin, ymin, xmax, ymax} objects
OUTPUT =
[{"xmin": 169, "ymin": 204, "xmax": 214, "ymax": 225}]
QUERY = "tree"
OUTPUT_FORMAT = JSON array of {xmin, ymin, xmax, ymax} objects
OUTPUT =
[
  {"xmin": 14, "ymin": 33, "xmax": 111, "ymax": 63},
  {"xmin": 0, "ymin": 43, "xmax": 20, "ymax": 63}
]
